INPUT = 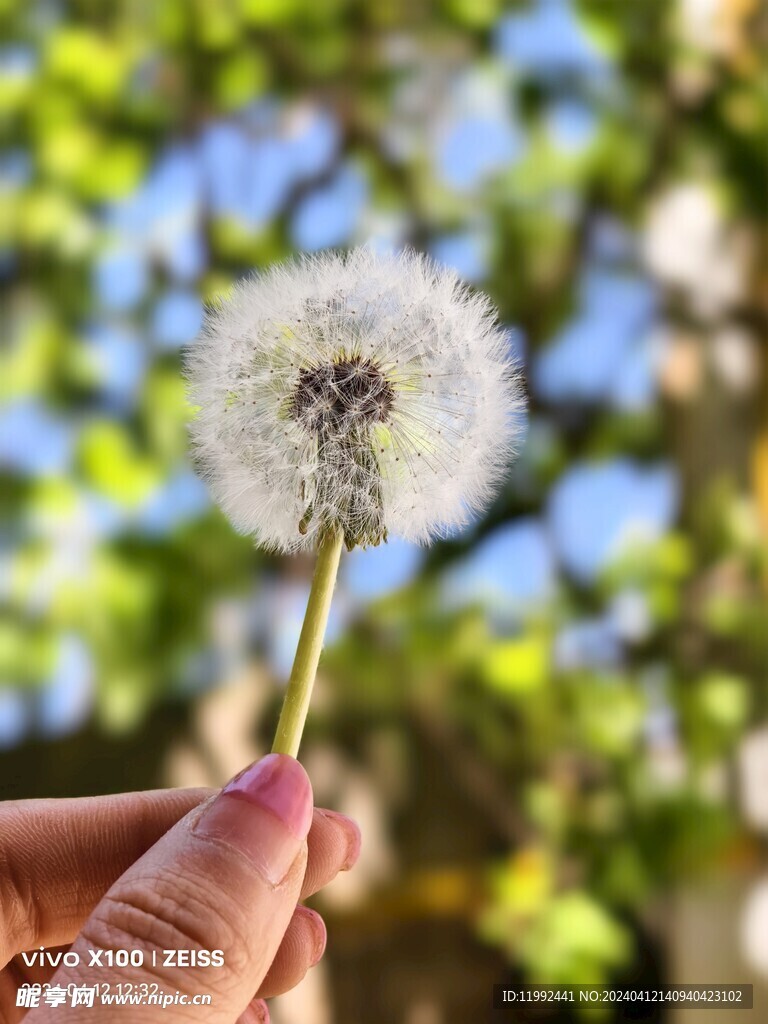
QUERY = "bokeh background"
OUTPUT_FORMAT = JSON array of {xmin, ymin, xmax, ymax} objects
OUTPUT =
[{"xmin": 1, "ymin": 0, "xmax": 767, "ymax": 1020}]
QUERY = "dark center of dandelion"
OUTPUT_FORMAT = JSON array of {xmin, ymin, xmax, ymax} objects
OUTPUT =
[{"xmin": 291, "ymin": 355, "xmax": 395, "ymax": 433}]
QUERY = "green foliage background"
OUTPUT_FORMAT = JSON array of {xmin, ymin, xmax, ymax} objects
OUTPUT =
[{"xmin": 1, "ymin": 0, "xmax": 767, "ymax": 1019}]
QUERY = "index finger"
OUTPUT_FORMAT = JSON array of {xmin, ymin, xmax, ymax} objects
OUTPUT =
[{"xmin": 0, "ymin": 789, "xmax": 212, "ymax": 964}]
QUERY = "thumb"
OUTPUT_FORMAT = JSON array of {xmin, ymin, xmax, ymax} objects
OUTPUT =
[{"xmin": 27, "ymin": 754, "xmax": 313, "ymax": 1022}]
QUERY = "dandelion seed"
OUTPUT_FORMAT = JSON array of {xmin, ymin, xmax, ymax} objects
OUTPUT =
[{"xmin": 186, "ymin": 248, "xmax": 524, "ymax": 555}]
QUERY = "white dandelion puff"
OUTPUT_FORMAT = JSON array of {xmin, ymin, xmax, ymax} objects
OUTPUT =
[{"xmin": 186, "ymin": 247, "xmax": 524, "ymax": 554}]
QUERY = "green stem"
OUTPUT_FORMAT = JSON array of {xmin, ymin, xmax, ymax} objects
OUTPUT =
[{"xmin": 271, "ymin": 529, "xmax": 344, "ymax": 758}]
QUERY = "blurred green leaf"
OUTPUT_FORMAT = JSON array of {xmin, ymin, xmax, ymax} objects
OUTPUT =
[
  {"xmin": 520, "ymin": 891, "xmax": 632, "ymax": 985},
  {"xmin": 215, "ymin": 50, "xmax": 269, "ymax": 110},
  {"xmin": 481, "ymin": 635, "xmax": 550, "ymax": 696},
  {"xmin": 79, "ymin": 422, "xmax": 162, "ymax": 506},
  {"xmin": 698, "ymin": 673, "xmax": 750, "ymax": 730}
]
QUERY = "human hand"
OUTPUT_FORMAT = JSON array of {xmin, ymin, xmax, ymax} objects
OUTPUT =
[{"xmin": 0, "ymin": 754, "xmax": 360, "ymax": 1021}]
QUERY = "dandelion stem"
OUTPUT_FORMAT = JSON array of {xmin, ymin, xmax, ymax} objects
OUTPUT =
[{"xmin": 271, "ymin": 529, "xmax": 344, "ymax": 758}]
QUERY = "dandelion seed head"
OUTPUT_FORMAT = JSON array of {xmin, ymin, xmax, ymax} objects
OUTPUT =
[{"xmin": 186, "ymin": 248, "xmax": 525, "ymax": 553}]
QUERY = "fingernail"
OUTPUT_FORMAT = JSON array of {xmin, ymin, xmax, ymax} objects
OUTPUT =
[
  {"xmin": 318, "ymin": 809, "xmax": 362, "ymax": 871},
  {"xmin": 296, "ymin": 906, "xmax": 327, "ymax": 966},
  {"xmin": 252, "ymin": 999, "xmax": 270, "ymax": 1023},
  {"xmin": 194, "ymin": 754, "xmax": 313, "ymax": 884}
]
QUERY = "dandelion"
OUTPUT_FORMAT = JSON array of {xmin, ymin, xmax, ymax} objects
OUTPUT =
[{"xmin": 187, "ymin": 247, "xmax": 524, "ymax": 756}]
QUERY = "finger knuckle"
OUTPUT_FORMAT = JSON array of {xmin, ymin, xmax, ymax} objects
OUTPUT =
[
  {"xmin": 81, "ymin": 865, "xmax": 243, "ymax": 970},
  {"xmin": 0, "ymin": 851, "xmax": 38, "ymax": 963}
]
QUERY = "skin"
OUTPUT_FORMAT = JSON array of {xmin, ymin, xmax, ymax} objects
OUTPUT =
[{"xmin": 0, "ymin": 787, "xmax": 360, "ymax": 1022}]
